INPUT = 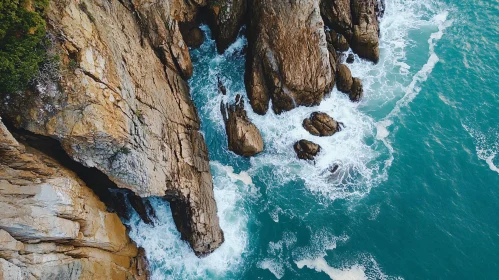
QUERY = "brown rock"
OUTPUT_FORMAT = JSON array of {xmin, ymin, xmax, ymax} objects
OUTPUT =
[
  {"xmin": 336, "ymin": 64, "xmax": 353, "ymax": 93},
  {"xmin": 0, "ymin": 120, "xmax": 147, "ymax": 279},
  {"xmin": 246, "ymin": 0, "xmax": 334, "ymax": 114},
  {"xmin": 350, "ymin": 77, "xmax": 364, "ymax": 102},
  {"xmin": 351, "ymin": 0, "xmax": 380, "ymax": 62},
  {"xmin": 0, "ymin": 0, "xmax": 223, "ymax": 256},
  {"xmin": 294, "ymin": 140, "xmax": 322, "ymax": 160},
  {"xmin": 329, "ymin": 29, "xmax": 350, "ymax": 52},
  {"xmin": 320, "ymin": 0, "xmax": 353, "ymax": 38},
  {"xmin": 207, "ymin": 0, "xmax": 247, "ymax": 53},
  {"xmin": 303, "ymin": 112, "xmax": 339, "ymax": 137},
  {"xmin": 180, "ymin": 23, "xmax": 205, "ymax": 48},
  {"xmin": 221, "ymin": 95, "xmax": 264, "ymax": 157}
]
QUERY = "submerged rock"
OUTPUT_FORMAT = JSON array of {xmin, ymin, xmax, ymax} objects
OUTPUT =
[
  {"xmin": 302, "ymin": 112, "xmax": 339, "ymax": 137},
  {"xmin": 346, "ymin": 53, "xmax": 355, "ymax": 64},
  {"xmin": 246, "ymin": 0, "xmax": 334, "ymax": 114},
  {"xmin": 294, "ymin": 139, "xmax": 322, "ymax": 160},
  {"xmin": 221, "ymin": 95, "xmax": 264, "ymax": 157}
]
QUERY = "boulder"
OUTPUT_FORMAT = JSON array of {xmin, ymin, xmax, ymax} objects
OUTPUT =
[
  {"xmin": 206, "ymin": 0, "xmax": 247, "ymax": 53},
  {"xmin": 346, "ymin": 53, "xmax": 355, "ymax": 63},
  {"xmin": 221, "ymin": 95, "xmax": 264, "ymax": 157},
  {"xmin": 350, "ymin": 77, "xmax": 364, "ymax": 102},
  {"xmin": 294, "ymin": 140, "xmax": 322, "ymax": 160},
  {"xmin": 180, "ymin": 23, "xmax": 205, "ymax": 48},
  {"xmin": 246, "ymin": 0, "xmax": 334, "ymax": 114},
  {"xmin": 302, "ymin": 112, "xmax": 339, "ymax": 136},
  {"xmin": 336, "ymin": 64, "xmax": 353, "ymax": 93}
]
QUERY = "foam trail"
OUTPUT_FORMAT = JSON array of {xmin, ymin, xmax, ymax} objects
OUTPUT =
[
  {"xmin": 463, "ymin": 124, "xmax": 499, "ymax": 175},
  {"xmin": 296, "ymin": 257, "xmax": 367, "ymax": 280},
  {"xmin": 125, "ymin": 162, "xmax": 252, "ymax": 279}
]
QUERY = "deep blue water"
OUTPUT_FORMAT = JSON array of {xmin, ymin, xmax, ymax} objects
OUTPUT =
[{"xmin": 127, "ymin": 0, "xmax": 499, "ymax": 279}]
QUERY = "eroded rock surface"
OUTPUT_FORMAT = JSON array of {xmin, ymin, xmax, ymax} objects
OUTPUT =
[
  {"xmin": 221, "ymin": 95, "xmax": 264, "ymax": 157},
  {"xmin": 206, "ymin": 0, "xmax": 247, "ymax": 53},
  {"xmin": 294, "ymin": 140, "xmax": 322, "ymax": 160},
  {"xmin": 303, "ymin": 112, "xmax": 339, "ymax": 137},
  {"xmin": 0, "ymin": 0, "xmax": 223, "ymax": 256},
  {"xmin": 321, "ymin": 0, "xmax": 381, "ymax": 63},
  {"xmin": 246, "ymin": 0, "xmax": 335, "ymax": 114},
  {"xmin": 0, "ymin": 120, "xmax": 148, "ymax": 279}
]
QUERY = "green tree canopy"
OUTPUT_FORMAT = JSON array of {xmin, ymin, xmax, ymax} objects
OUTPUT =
[{"xmin": 0, "ymin": 0, "xmax": 48, "ymax": 94}]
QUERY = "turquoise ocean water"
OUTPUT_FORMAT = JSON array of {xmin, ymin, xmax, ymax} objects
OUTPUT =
[{"xmin": 126, "ymin": 0, "xmax": 499, "ymax": 279}]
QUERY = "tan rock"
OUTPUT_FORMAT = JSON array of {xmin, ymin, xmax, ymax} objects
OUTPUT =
[
  {"xmin": 337, "ymin": 64, "xmax": 354, "ymax": 93},
  {"xmin": 0, "ymin": 0, "xmax": 223, "ymax": 256},
  {"xmin": 294, "ymin": 140, "xmax": 322, "ymax": 161},
  {"xmin": 246, "ymin": 0, "xmax": 334, "ymax": 114},
  {"xmin": 221, "ymin": 95, "xmax": 264, "ymax": 157},
  {"xmin": 0, "ymin": 120, "xmax": 147, "ymax": 279},
  {"xmin": 302, "ymin": 112, "xmax": 339, "ymax": 137},
  {"xmin": 206, "ymin": 0, "xmax": 247, "ymax": 53}
]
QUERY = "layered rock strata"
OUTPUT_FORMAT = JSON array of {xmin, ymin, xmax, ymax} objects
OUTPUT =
[
  {"xmin": 0, "ymin": 0, "xmax": 223, "ymax": 257},
  {"xmin": 0, "ymin": 120, "xmax": 148, "ymax": 279}
]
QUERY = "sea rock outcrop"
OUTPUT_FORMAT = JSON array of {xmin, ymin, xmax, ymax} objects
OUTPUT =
[
  {"xmin": 321, "ymin": 0, "xmax": 381, "ymax": 63},
  {"xmin": 245, "ymin": 0, "xmax": 335, "ymax": 114},
  {"xmin": 336, "ymin": 64, "xmax": 354, "ymax": 93},
  {"xmin": 303, "ymin": 112, "xmax": 339, "ymax": 137},
  {"xmin": 221, "ymin": 95, "xmax": 264, "ymax": 157},
  {"xmin": 0, "ymin": 120, "xmax": 148, "ymax": 279},
  {"xmin": 206, "ymin": 0, "xmax": 248, "ymax": 53},
  {"xmin": 294, "ymin": 140, "xmax": 322, "ymax": 160},
  {"xmin": 0, "ymin": 0, "xmax": 223, "ymax": 257},
  {"xmin": 350, "ymin": 77, "xmax": 364, "ymax": 102}
]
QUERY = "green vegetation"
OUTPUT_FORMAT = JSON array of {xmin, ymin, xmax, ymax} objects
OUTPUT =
[{"xmin": 0, "ymin": 0, "xmax": 49, "ymax": 94}]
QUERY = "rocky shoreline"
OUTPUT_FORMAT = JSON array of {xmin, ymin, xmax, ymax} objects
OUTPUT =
[{"xmin": 1, "ymin": 0, "xmax": 383, "ymax": 278}]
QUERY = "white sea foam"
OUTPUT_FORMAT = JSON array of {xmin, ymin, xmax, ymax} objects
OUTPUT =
[
  {"xmin": 463, "ymin": 124, "xmax": 499, "ymax": 174},
  {"xmin": 296, "ymin": 257, "xmax": 367, "ymax": 280},
  {"xmin": 126, "ymin": 163, "xmax": 252, "ymax": 279},
  {"xmin": 127, "ymin": 0, "xmax": 452, "ymax": 278}
]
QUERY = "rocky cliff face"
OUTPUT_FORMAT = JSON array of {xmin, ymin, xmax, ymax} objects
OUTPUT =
[
  {"xmin": 0, "ymin": 120, "xmax": 148, "ymax": 279},
  {"xmin": 245, "ymin": 0, "xmax": 334, "ymax": 115},
  {"xmin": 0, "ymin": 0, "xmax": 223, "ymax": 264}
]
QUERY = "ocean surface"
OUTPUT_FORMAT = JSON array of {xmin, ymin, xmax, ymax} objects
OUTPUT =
[{"xmin": 126, "ymin": 0, "xmax": 499, "ymax": 279}]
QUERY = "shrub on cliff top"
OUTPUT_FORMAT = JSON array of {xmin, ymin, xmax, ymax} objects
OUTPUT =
[{"xmin": 0, "ymin": 0, "xmax": 48, "ymax": 94}]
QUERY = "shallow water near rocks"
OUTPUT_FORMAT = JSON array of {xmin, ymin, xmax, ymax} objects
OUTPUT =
[{"xmin": 126, "ymin": 0, "xmax": 499, "ymax": 279}]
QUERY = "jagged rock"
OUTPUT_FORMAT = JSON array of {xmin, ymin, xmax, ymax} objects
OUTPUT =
[
  {"xmin": 351, "ymin": 0, "xmax": 380, "ymax": 62},
  {"xmin": 350, "ymin": 77, "xmax": 364, "ymax": 102},
  {"xmin": 0, "ymin": 120, "xmax": 148, "ymax": 279},
  {"xmin": 180, "ymin": 22, "xmax": 205, "ymax": 48},
  {"xmin": 321, "ymin": 0, "xmax": 380, "ymax": 63},
  {"xmin": 329, "ymin": 29, "xmax": 350, "ymax": 52},
  {"xmin": 320, "ymin": 0, "xmax": 353, "ymax": 38},
  {"xmin": 206, "ymin": 0, "xmax": 247, "ymax": 53},
  {"xmin": 221, "ymin": 95, "xmax": 264, "ymax": 157},
  {"xmin": 218, "ymin": 76, "xmax": 227, "ymax": 95},
  {"xmin": 246, "ymin": 0, "xmax": 334, "ymax": 114},
  {"xmin": 303, "ymin": 112, "xmax": 339, "ymax": 137},
  {"xmin": 294, "ymin": 140, "xmax": 322, "ymax": 160},
  {"xmin": 0, "ymin": 0, "xmax": 223, "ymax": 256},
  {"xmin": 346, "ymin": 53, "xmax": 355, "ymax": 63},
  {"xmin": 337, "ymin": 64, "xmax": 354, "ymax": 93}
]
